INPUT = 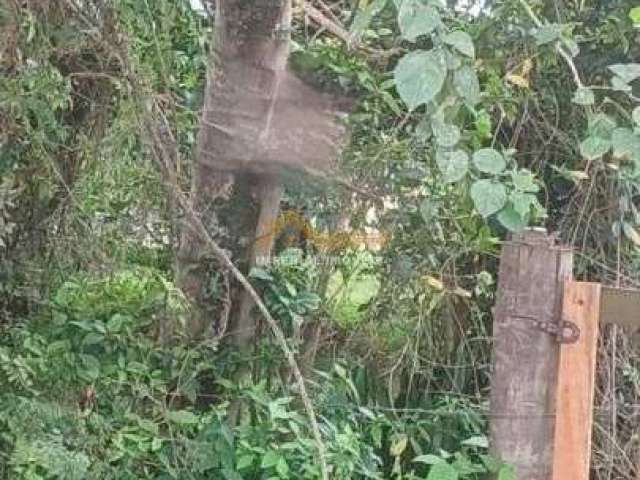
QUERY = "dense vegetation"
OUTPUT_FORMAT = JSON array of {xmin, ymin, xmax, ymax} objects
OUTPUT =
[{"xmin": 1, "ymin": 0, "xmax": 639, "ymax": 478}]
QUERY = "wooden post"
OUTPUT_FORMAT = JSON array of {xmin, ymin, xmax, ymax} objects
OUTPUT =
[
  {"xmin": 490, "ymin": 229, "xmax": 573, "ymax": 480},
  {"xmin": 552, "ymin": 282, "xmax": 601, "ymax": 480}
]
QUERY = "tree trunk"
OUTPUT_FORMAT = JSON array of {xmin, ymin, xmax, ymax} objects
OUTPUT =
[{"xmin": 176, "ymin": 0, "xmax": 290, "ymax": 338}]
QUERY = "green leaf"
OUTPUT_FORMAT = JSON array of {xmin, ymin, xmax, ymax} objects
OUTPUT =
[
  {"xmin": 475, "ymin": 110, "xmax": 492, "ymax": 138},
  {"xmin": 461, "ymin": 435, "xmax": 489, "ymax": 448},
  {"xmin": 151, "ymin": 437, "xmax": 162, "ymax": 452},
  {"xmin": 444, "ymin": 49, "xmax": 461, "ymax": 70},
  {"xmin": 572, "ymin": 87, "xmax": 595, "ymax": 106},
  {"xmin": 510, "ymin": 192, "xmax": 537, "ymax": 218},
  {"xmin": 588, "ymin": 113, "xmax": 616, "ymax": 139},
  {"xmin": 82, "ymin": 332, "xmax": 104, "ymax": 346},
  {"xmin": 471, "ymin": 180, "xmax": 507, "ymax": 217},
  {"xmin": 497, "ymin": 207, "xmax": 527, "ymax": 232},
  {"xmin": 512, "ymin": 169, "xmax": 539, "ymax": 192},
  {"xmin": 261, "ymin": 450, "xmax": 281, "ymax": 469},
  {"xmin": 249, "ymin": 267, "xmax": 272, "ymax": 281},
  {"xmin": 633, "ymin": 106, "xmax": 640, "ymax": 126},
  {"xmin": 608, "ymin": 64, "xmax": 640, "ymax": 83},
  {"xmin": 414, "ymin": 454, "xmax": 445, "ymax": 464},
  {"xmin": 612, "ymin": 128, "xmax": 640, "ymax": 159},
  {"xmin": 433, "ymin": 120, "xmax": 461, "ymax": 147},
  {"xmin": 532, "ymin": 23, "xmax": 564, "ymax": 45},
  {"xmin": 453, "ymin": 65, "xmax": 481, "ymax": 105},
  {"xmin": 473, "ymin": 148, "xmax": 506, "ymax": 174},
  {"xmin": 276, "ymin": 458, "xmax": 289, "ymax": 476},
  {"xmin": 611, "ymin": 76, "xmax": 632, "ymax": 92},
  {"xmin": 630, "ymin": 6, "xmax": 640, "ymax": 24},
  {"xmin": 350, "ymin": 0, "xmax": 388, "ymax": 37},
  {"xmin": 443, "ymin": 31, "xmax": 475, "ymax": 58},
  {"xmin": 398, "ymin": 1, "xmax": 440, "ymax": 41},
  {"xmin": 394, "ymin": 50, "xmax": 446, "ymax": 110},
  {"xmin": 166, "ymin": 410, "xmax": 199, "ymax": 425},
  {"xmin": 436, "ymin": 149, "xmax": 469, "ymax": 182},
  {"xmin": 79, "ymin": 354, "xmax": 100, "ymax": 381},
  {"xmin": 107, "ymin": 313, "xmax": 127, "ymax": 333},
  {"xmin": 426, "ymin": 462, "xmax": 459, "ymax": 480},
  {"xmin": 580, "ymin": 136, "xmax": 611, "ymax": 160}
]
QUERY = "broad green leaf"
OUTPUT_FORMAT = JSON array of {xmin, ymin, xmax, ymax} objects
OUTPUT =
[
  {"xmin": 151, "ymin": 437, "xmax": 162, "ymax": 451},
  {"xmin": 276, "ymin": 458, "xmax": 289, "ymax": 476},
  {"xmin": 633, "ymin": 106, "xmax": 640, "ymax": 126},
  {"xmin": 107, "ymin": 313, "xmax": 127, "ymax": 333},
  {"xmin": 166, "ymin": 410, "xmax": 199, "ymax": 425},
  {"xmin": 436, "ymin": 149, "xmax": 469, "ymax": 182},
  {"xmin": 261, "ymin": 450, "xmax": 281, "ymax": 469},
  {"xmin": 611, "ymin": 76, "xmax": 632, "ymax": 92},
  {"xmin": 532, "ymin": 23, "xmax": 564, "ymax": 45},
  {"xmin": 612, "ymin": 128, "xmax": 640, "ymax": 159},
  {"xmin": 82, "ymin": 332, "xmax": 104, "ymax": 346},
  {"xmin": 572, "ymin": 87, "xmax": 594, "ymax": 106},
  {"xmin": 433, "ymin": 120, "xmax": 461, "ymax": 147},
  {"xmin": 414, "ymin": 454, "xmax": 445, "ymax": 464},
  {"xmin": 510, "ymin": 192, "xmax": 537, "ymax": 218},
  {"xmin": 588, "ymin": 113, "xmax": 616, "ymax": 139},
  {"xmin": 236, "ymin": 455, "xmax": 254, "ymax": 469},
  {"xmin": 398, "ymin": 1, "xmax": 440, "ymax": 41},
  {"xmin": 394, "ymin": 0, "xmax": 446, "ymax": 8},
  {"xmin": 473, "ymin": 148, "xmax": 506, "ymax": 174},
  {"xmin": 580, "ymin": 136, "xmax": 611, "ymax": 160},
  {"xmin": 249, "ymin": 267, "xmax": 272, "ymax": 281},
  {"xmin": 426, "ymin": 462, "xmax": 459, "ymax": 480},
  {"xmin": 453, "ymin": 65, "xmax": 481, "ymax": 105},
  {"xmin": 443, "ymin": 31, "xmax": 475, "ymax": 58},
  {"xmin": 415, "ymin": 115, "xmax": 432, "ymax": 141},
  {"xmin": 461, "ymin": 435, "xmax": 489, "ymax": 448},
  {"xmin": 394, "ymin": 50, "xmax": 446, "ymax": 110},
  {"xmin": 608, "ymin": 64, "xmax": 640, "ymax": 83},
  {"xmin": 630, "ymin": 6, "xmax": 640, "ymax": 24},
  {"xmin": 471, "ymin": 180, "xmax": 507, "ymax": 217},
  {"xmin": 444, "ymin": 49, "xmax": 462, "ymax": 70},
  {"xmin": 497, "ymin": 206, "xmax": 527, "ymax": 232},
  {"xmin": 512, "ymin": 169, "xmax": 539, "ymax": 192},
  {"xmin": 79, "ymin": 354, "xmax": 100, "ymax": 381},
  {"xmin": 350, "ymin": 0, "xmax": 388, "ymax": 37}
]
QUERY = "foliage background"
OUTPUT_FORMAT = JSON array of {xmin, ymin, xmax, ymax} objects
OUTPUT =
[{"xmin": 0, "ymin": 0, "xmax": 639, "ymax": 478}]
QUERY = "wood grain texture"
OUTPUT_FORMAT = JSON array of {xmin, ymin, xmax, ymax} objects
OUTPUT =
[
  {"xmin": 552, "ymin": 282, "xmax": 601, "ymax": 480},
  {"xmin": 490, "ymin": 229, "xmax": 573, "ymax": 480}
]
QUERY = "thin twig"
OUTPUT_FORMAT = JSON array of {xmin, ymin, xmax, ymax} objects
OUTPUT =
[{"xmin": 517, "ymin": 0, "xmax": 585, "ymax": 88}]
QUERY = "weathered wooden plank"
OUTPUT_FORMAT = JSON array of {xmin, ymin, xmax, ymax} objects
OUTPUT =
[
  {"xmin": 490, "ymin": 229, "xmax": 573, "ymax": 480},
  {"xmin": 552, "ymin": 282, "xmax": 601, "ymax": 480}
]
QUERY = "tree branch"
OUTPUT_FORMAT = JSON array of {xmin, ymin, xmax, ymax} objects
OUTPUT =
[
  {"xmin": 517, "ymin": 0, "xmax": 585, "ymax": 89},
  {"xmin": 142, "ymin": 102, "xmax": 330, "ymax": 480}
]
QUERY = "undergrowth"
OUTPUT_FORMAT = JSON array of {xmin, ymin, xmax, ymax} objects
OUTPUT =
[{"xmin": 0, "ymin": 266, "xmax": 511, "ymax": 480}]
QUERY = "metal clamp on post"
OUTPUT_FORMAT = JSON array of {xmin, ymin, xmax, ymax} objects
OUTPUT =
[
  {"xmin": 511, "ymin": 314, "xmax": 580, "ymax": 344},
  {"xmin": 494, "ymin": 307, "xmax": 581, "ymax": 344}
]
